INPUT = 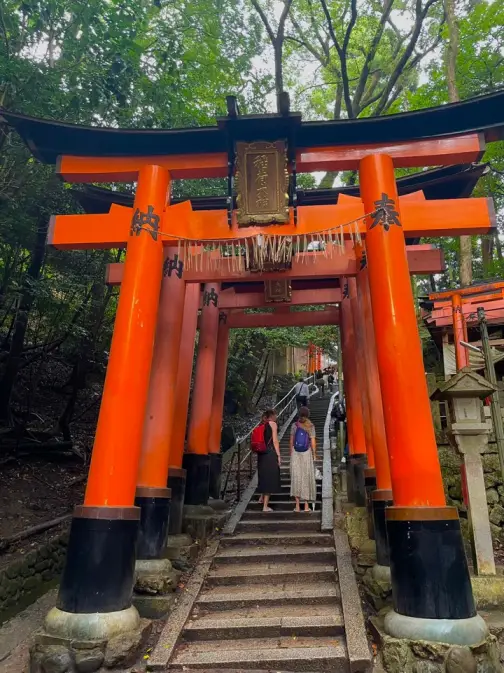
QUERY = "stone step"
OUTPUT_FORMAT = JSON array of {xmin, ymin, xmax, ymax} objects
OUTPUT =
[
  {"xmin": 206, "ymin": 562, "xmax": 336, "ymax": 587},
  {"xmin": 247, "ymin": 500, "xmax": 321, "ymax": 512},
  {"xmin": 169, "ymin": 636, "xmax": 348, "ymax": 671},
  {"xmin": 196, "ymin": 583, "xmax": 340, "ymax": 611},
  {"xmin": 242, "ymin": 510, "xmax": 322, "ymax": 520},
  {"xmin": 236, "ymin": 519, "xmax": 321, "ymax": 533},
  {"xmin": 251, "ymin": 489, "xmax": 322, "ymax": 507},
  {"xmin": 252, "ymin": 493, "xmax": 322, "ymax": 502},
  {"xmin": 213, "ymin": 544, "xmax": 336, "ymax": 566},
  {"xmin": 183, "ymin": 612, "xmax": 344, "ymax": 641},
  {"xmin": 219, "ymin": 532, "xmax": 333, "ymax": 547}
]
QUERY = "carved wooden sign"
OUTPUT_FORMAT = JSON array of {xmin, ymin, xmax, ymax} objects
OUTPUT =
[
  {"xmin": 235, "ymin": 141, "xmax": 289, "ymax": 226},
  {"xmin": 265, "ymin": 279, "xmax": 292, "ymax": 303}
]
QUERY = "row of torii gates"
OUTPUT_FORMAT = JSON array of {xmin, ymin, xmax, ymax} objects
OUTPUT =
[{"xmin": 3, "ymin": 90, "xmax": 504, "ymax": 647}]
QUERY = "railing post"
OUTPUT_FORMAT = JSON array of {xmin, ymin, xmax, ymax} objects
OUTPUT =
[{"xmin": 237, "ymin": 441, "xmax": 241, "ymax": 501}]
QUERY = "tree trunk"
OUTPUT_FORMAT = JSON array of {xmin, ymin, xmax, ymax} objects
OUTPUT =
[
  {"xmin": 445, "ymin": 0, "xmax": 473, "ymax": 286},
  {"xmin": 459, "ymin": 235, "xmax": 473, "ymax": 286},
  {"xmin": 495, "ymin": 230, "xmax": 503, "ymax": 263},
  {"xmin": 274, "ymin": 43, "xmax": 284, "ymax": 101},
  {"xmin": 319, "ymin": 172, "xmax": 337, "ymax": 189},
  {"xmin": 0, "ymin": 217, "xmax": 48, "ymax": 423},
  {"xmin": 481, "ymin": 236, "xmax": 494, "ymax": 276}
]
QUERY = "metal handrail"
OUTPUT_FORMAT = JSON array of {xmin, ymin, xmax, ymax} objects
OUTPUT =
[{"xmin": 220, "ymin": 373, "xmax": 316, "ymax": 501}]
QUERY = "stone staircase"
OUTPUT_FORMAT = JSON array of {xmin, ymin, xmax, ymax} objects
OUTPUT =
[{"xmin": 154, "ymin": 397, "xmax": 371, "ymax": 672}]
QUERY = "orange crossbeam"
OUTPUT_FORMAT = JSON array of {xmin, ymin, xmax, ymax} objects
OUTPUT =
[
  {"xmin": 48, "ymin": 197, "xmax": 494, "ymax": 251},
  {"xmin": 57, "ymin": 153, "xmax": 228, "ymax": 182},
  {"xmin": 57, "ymin": 133, "xmax": 484, "ymax": 182},
  {"xmin": 297, "ymin": 133, "xmax": 484, "ymax": 173},
  {"xmin": 226, "ymin": 307, "xmax": 340, "ymax": 329},
  {"xmin": 433, "ymin": 289, "xmax": 504, "ymax": 309},
  {"xmin": 430, "ymin": 281, "xmax": 504, "ymax": 301},
  {"xmin": 105, "ymin": 245, "xmax": 444, "ymax": 285},
  {"xmin": 206, "ymin": 287, "xmax": 342, "ymax": 309},
  {"xmin": 428, "ymin": 299, "xmax": 504, "ymax": 326}
]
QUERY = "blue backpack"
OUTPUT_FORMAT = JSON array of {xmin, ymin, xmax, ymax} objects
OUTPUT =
[{"xmin": 294, "ymin": 422, "xmax": 310, "ymax": 452}]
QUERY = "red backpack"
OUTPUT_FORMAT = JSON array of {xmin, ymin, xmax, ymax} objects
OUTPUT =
[{"xmin": 251, "ymin": 422, "xmax": 269, "ymax": 454}]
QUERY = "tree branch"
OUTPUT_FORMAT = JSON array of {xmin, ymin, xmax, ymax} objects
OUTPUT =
[
  {"xmin": 374, "ymin": 0, "xmax": 442, "ymax": 116},
  {"xmin": 250, "ymin": 0, "xmax": 276, "ymax": 45},
  {"xmin": 289, "ymin": 16, "xmax": 329, "ymax": 66},
  {"xmin": 319, "ymin": 0, "xmax": 356, "ymax": 117},
  {"xmin": 352, "ymin": 0, "xmax": 394, "ymax": 113}
]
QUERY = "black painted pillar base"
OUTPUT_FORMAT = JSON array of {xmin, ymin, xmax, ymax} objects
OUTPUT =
[
  {"xmin": 372, "ymin": 489, "xmax": 393, "ymax": 567},
  {"xmin": 134, "ymin": 487, "xmax": 171, "ymax": 560},
  {"xmin": 57, "ymin": 505, "xmax": 139, "ymax": 613},
  {"xmin": 167, "ymin": 467, "xmax": 187, "ymax": 535},
  {"xmin": 387, "ymin": 506, "xmax": 476, "ymax": 620},
  {"xmin": 364, "ymin": 468, "xmax": 377, "ymax": 540},
  {"xmin": 183, "ymin": 453, "xmax": 210, "ymax": 506},
  {"xmin": 208, "ymin": 453, "xmax": 223, "ymax": 500},
  {"xmin": 348, "ymin": 454, "xmax": 367, "ymax": 506},
  {"xmin": 346, "ymin": 459, "xmax": 355, "ymax": 503}
]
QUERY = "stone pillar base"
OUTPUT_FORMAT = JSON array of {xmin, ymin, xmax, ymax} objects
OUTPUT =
[
  {"xmin": 134, "ymin": 558, "xmax": 180, "ymax": 595},
  {"xmin": 387, "ymin": 506, "xmax": 476, "ymax": 621},
  {"xmin": 30, "ymin": 606, "xmax": 150, "ymax": 673},
  {"xmin": 183, "ymin": 453, "xmax": 210, "ymax": 506},
  {"xmin": 364, "ymin": 468, "xmax": 376, "ymax": 540},
  {"xmin": 167, "ymin": 467, "xmax": 186, "ymax": 535},
  {"xmin": 135, "ymin": 487, "xmax": 171, "ymax": 560},
  {"xmin": 370, "ymin": 610, "xmax": 498, "ymax": 673},
  {"xmin": 372, "ymin": 489, "xmax": 393, "ymax": 567},
  {"xmin": 362, "ymin": 564, "xmax": 392, "ymax": 611},
  {"xmin": 208, "ymin": 452, "xmax": 223, "ymax": 500},
  {"xmin": 384, "ymin": 609, "xmax": 488, "ymax": 646}
]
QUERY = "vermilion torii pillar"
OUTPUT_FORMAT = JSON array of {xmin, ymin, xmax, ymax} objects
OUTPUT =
[
  {"xmin": 340, "ymin": 284, "xmax": 368, "ymax": 505},
  {"xmin": 183, "ymin": 282, "xmax": 221, "ymax": 505},
  {"xmin": 348, "ymin": 276, "xmax": 376, "ymax": 519},
  {"xmin": 168, "ymin": 283, "xmax": 200, "ymax": 533},
  {"xmin": 356, "ymin": 252, "xmax": 393, "ymax": 569},
  {"xmin": 452, "ymin": 293, "xmax": 470, "ymax": 370},
  {"xmin": 50, "ymin": 165, "xmax": 169, "ymax": 632},
  {"xmin": 135, "ymin": 247, "xmax": 185, "ymax": 560},
  {"xmin": 360, "ymin": 154, "xmax": 486, "ymax": 644},
  {"xmin": 208, "ymin": 314, "xmax": 230, "ymax": 500}
]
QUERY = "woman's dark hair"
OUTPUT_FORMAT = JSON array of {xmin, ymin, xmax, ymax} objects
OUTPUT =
[
  {"xmin": 262, "ymin": 409, "xmax": 277, "ymax": 421},
  {"xmin": 298, "ymin": 406, "xmax": 310, "ymax": 419}
]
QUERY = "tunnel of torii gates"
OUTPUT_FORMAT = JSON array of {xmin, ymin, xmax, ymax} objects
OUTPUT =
[{"xmin": 3, "ymin": 87, "xmax": 504, "ymax": 644}]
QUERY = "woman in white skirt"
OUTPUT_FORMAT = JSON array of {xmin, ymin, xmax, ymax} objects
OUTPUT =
[{"xmin": 289, "ymin": 406, "xmax": 317, "ymax": 512}]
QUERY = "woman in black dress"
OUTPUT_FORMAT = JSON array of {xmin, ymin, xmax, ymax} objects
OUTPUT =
[{"xmin": 257, "ymin": 409, "xmax": 282, "ymax": 512}]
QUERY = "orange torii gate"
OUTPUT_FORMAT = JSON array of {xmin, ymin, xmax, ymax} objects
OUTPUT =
[
  {"xmin": 424, "ymin": 282, "xmax": 504, "ymax": 373},
  {"xmin": 2, "ymin": 91, "xmax": 499, "ymax": 652}
]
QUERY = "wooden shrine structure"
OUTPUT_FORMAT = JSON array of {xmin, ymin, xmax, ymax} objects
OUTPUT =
[{"xmin": 2, "ymin": 88, "xmax": 504, "ymax": 651}]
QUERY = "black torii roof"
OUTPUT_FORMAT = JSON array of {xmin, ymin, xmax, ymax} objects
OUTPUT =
[
  {"xmin": 2, "ymin": 89, "xmax": 504, "ymax": 164},
  {"xmin": 70, "ymin": 163, "xmax": 489, "ymax": 214}
]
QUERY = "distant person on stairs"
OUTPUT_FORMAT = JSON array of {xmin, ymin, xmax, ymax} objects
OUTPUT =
[
  {"xmin": 289, "ymin": 406, "xmax": 317, "ymax": 512},
  {"xmin": 293, "ymin": 377, "xmax": 310, "ymax": 408},
  {"xmin": 256, "ymin": 409, "xmax": 281, "ymax": 512},
  {"xmin": 316, "ymin": 371, "xmax": 325, "ymax": 397}
]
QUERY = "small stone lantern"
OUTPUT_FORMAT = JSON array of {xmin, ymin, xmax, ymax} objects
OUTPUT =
[{"xmin": 431, "ymin": 366, "xmax": 498, "ymax": 576}]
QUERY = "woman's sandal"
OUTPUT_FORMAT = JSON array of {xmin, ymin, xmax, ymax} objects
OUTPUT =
[{"xmin": 262, "ymin": 507, "xmax": 273, "ymax": 512}]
